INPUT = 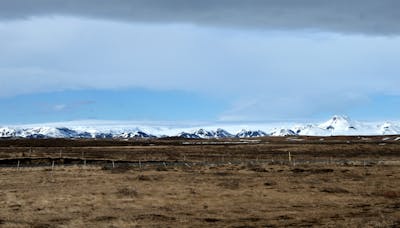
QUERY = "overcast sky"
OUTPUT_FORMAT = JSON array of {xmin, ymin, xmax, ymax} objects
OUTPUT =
[{"xmin": 1, "ymin": 0, "xmax": 400, "ymax": 124}]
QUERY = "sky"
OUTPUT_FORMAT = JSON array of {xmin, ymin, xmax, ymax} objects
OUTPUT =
[{"xmin": 1, "ymin": 0, "xmax": 400, "ymax": 125}]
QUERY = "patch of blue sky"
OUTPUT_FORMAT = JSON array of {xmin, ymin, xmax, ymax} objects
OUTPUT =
[{"xmin": 0, "ymin": 88, "xmax": 228, "ymax": 125}]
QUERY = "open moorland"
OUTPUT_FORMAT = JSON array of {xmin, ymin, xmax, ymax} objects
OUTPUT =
[{"xmin": 0, "ymin": 136, "xmax": 400, "ymax": 227}]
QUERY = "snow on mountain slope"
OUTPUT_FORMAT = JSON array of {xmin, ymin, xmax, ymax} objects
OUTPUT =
[
  {"xmin": 176, "ymin": 132, "xmax": 201, "ymax": 139},
  {"xmin": 119, "ymin": 131, "xmax": 156, "ymax": 139},
  {"xmin": 296, "ymin": 116, "xmax": 378, "ymax": 136},
  {"xmin": 319, "ymin": 115, "xmax": 356, "ymax": 131},
  {"xmin": 215, "ymin": 128, "xmax": 234, "ymax": 138},
  {"xmin": 293, "ymin": 124, "xmax": 329, "ymax": 136},
  {"xmin": 1, "ymin": 115, "xmax": 400, "ymax": 138},
  {"xmin": 0, "ymin": 127, "xmax": 17, "ymax": 138},
  {"xmin": 270, "ymin": 128, "xmax": 297, "ymax": 136},
  {"xmin": 0, "ymin": 127, "xmax": 89, "ymax": 139},
  {"xmin": 379, "ymin": 122, "xmax": 400, "ymax": 135},
  {"xmin": 236, "ymin": 129, "xmax": 268, "ymax": 138},
  {"xmin": 192, "ymin": 129, "xmax": 216, "ymax": 139},
  {"xmin": 177, "ymin": 128, "xmax": 234, "ymax": 139}
]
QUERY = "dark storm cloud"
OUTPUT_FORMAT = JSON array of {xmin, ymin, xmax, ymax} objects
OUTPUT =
[{"xmin": 0, "ymin": 0, "xmax": 399, "ymax": 35}]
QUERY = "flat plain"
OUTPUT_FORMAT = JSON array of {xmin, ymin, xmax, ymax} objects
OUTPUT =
[{"xmin": 0, "ymin": 136, "xmax": 399, "ymax": 227}]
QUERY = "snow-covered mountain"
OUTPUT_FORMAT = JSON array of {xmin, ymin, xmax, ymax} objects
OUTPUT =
[
  {"xmin": 319, "ymin": 115, "xmax": 356, "ymax": 131},
  {"xmin": 1, "ymin": 115, "xmax": 400, "ymax": 139},
  {"xmin": 379, "ymin": 122, "xmax": 400, "ymax": 135},
  {"xmin": 236, "ymin": 129, "xmax": 268, "ymax": 138},
  {"xmin": 177, "ymin": 128, "xmax": 233, "ymax": 139},
  {"xmin": 0, "ymin": 127, "xmax": 90, "ymax": 139},
  {"xmin": 294, "ymin": 116, "xmax": 397, "ymax": 136},
  {"xmin": 176, "ymin": 132, "xmax": 201, "ymax": 139},
  {"xmin": 270, "ymin": 128, "xmax": 297, "ymax": 136},
  {"xmin": 0, "ymin": 127, "xmax": 17, "ymax": 138},
  {"xmin": 0, "ymin": 127, "xmax": 155, "ymax": 139},
  {"xmin": 118, "ymin": 131, "xmax": 156, "ymax": 139}
]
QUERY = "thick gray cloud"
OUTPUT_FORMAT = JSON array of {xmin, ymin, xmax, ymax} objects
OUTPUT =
[{"xmin": 0, "ymin": 0, "xmax": 399, "ymax": 35}]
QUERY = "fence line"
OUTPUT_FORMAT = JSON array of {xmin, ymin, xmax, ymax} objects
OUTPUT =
[{"xmin": 0, "ymin": 157, "xmax": 397, "ymax": 169}]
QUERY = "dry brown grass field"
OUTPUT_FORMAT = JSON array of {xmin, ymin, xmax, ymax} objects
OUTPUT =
[{"xmin": 0, "ymin": 136, "xmax": 399, "ymax": 227}]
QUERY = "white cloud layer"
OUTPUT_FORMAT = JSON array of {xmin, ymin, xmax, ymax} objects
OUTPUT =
[{"xmin": 1, "ymin": 17, "xmax": 400, "ymax": 120}]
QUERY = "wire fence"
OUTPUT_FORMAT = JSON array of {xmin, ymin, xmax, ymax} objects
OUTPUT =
[{"xmin": 1, "ymin": 156, "xmax": 399, "ymax": 170}]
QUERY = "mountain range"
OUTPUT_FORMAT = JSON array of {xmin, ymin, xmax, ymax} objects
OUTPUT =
[{"xmin": 1, "ymin": 115, "xmax": 400, "ymax": 139}]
